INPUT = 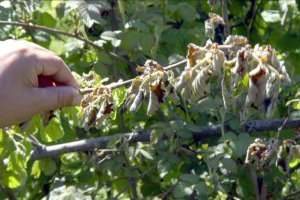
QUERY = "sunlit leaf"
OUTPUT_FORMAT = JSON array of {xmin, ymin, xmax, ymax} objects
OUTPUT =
[
  {"xmin": 46, "ymin": 185, "xmax": 92, "ymax": 200},
  {"xmin": 261, "ymin": 10, "xmax": 281, "ymax": 23},
  {"xmin": 173, "ymin": 182, "xmax": 193, "ymax": 198},
  {"xmin": 1, "ymin": 152, "xmax": 27, "ymax": 188},
  {"xmin": 31, "ymin": 160, "xmax": 41, "ymax": 179},
  {"xmin": 40, "ymin": 118, "xmax": 64, "ymax": 142},
  {"xmin": 139, "ymin": 149, "xmax": 154, "ymax": 160}
]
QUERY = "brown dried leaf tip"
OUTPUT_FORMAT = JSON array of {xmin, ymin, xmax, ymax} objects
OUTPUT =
[{"xmin": 150, "ymin": 80, "xmax": 165, "ymax": 103}]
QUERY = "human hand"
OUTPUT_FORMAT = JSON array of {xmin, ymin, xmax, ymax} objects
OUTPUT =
[{"xmin": 0, "ymin": 40, "xmax": 82, "ymax": 127}]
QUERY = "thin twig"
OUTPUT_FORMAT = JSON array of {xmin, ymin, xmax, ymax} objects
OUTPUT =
[
  {"xmin": 222, "ymin": 0, "xmax": 230, "ymax": 37},
  {"xmin": 163, "ymin": 98, "xmax": 180, "ymax": 121},
  {"xmin": 160, "ymin": 180, "xmax": 179, "ymax": 199},
  {"xmin": 0, "ymin": 20, "xmax": 137, "ymax": 67},
  {"xmin": 281, "ymin": 0, "xmax": 289, "ymax": 26},
  {"xmin": 247, "ymin": 0, "xmax": 257, "ymax": 35},
  {"xmin": 164, "ymin": 59, "xmax": 187, "ymax": 70},
  {"xmin": 122, "ymin": 151, "xmax": 138, "ymax": 200},
  {"xmin": 0, "ymin": 185, "xmax": 16, "ymax": 200},
  {"xmin": 79, "ymin": 60, "xmax": 187, "ymax": 93},
  {"xmin": 27, "ymin": 134, "xmax": 45, "ymax": 149},
  {"xmin": 277, "ymin": 105, "xmax": 291, "ymax": 138},
  {"xmin": 283, "ymin": 190, "xmax": 300, "ymax": 200}
]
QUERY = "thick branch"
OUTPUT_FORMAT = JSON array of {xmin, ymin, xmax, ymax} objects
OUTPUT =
[
  {"xmin": 30, "ymin": 118, "xmax": 300, "ymax": 160},
  {"xmin": 0, "ymin": 20, "xmax": 137, "ymax": 67}
]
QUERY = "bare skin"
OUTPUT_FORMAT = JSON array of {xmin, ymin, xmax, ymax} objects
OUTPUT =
[{"xmin": 0, "ymin": 40, "xmax": 82, "ymax": 127}]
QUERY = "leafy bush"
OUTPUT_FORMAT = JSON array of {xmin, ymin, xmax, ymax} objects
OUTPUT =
[{"xmin": 0, "ymin": 0, "xmax": 300, "ymax": 199}]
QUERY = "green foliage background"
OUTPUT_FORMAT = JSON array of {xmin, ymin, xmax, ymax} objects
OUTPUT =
[{"xmin": 0, "ymin": 0, "xmax": 300, "ymax": 199}]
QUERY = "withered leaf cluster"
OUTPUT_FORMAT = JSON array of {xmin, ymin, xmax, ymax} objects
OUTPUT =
[
  {"xmin": 80, "ymin": 34, "xmax": 291, "ymax": 129},
  {"xmin": 176, "ymin": 35, "xmax": 290, "ymax": 119},
  {"xmin": 80, "ymin": 85, "xmax": 114, "ymax": 130},
  {"xmin": 245, "ymin": 138, "xmax": 300, "ymax": 172},
  {"xmin": 125, "ymin": 60, "xmax": 178, "ymax": 116}
]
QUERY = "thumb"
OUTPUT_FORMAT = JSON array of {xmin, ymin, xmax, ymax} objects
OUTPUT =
[{"xmin": 32, "ymin": 86, "xmax": 82, "ymax": 111}]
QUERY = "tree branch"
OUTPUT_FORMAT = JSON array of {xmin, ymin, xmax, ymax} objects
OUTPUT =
[
  {"xmin": 30, "ymin": 118, "xmax": 300, "ymax": 160},
  {"xmin": 0, "ymin": 20, "xmax": 137, "ymax": 67}
]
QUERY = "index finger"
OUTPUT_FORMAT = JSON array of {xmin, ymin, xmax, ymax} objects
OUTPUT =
[{"xmin": 33, "ymin": 49, "xmax": 78, "ymax": 88}]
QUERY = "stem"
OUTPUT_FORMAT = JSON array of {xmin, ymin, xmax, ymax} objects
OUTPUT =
[
  {"xmin": 79, "ymin": 60, "xmax": 187, "ymax": 93},
  {"xmin": 0, "ymin": 20, "xmax": 137, "ymax": 68},
  {"xmin": 163, "ymin": 98, "xmax": 180, "ymax": 121},
  {"xmin": 222, "ymin": 0, "xmax": 230, "ymax": 37},
  {"xmin": 0, "ymin": 185, "xmax": 16, "ymax": 200},
  {"xmin": 112, "ymin": 164, "xmax": 156, "ymax": 200},
  {"xmin": 160, "ymin": 180, "xmax": 179, "ymax": 199}
]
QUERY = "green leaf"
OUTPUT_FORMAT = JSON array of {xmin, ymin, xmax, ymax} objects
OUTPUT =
[
  {"xmin": 180, "ymin": 173, "xmax": 199, "ymax": 184},
  {"xmin": 173, "ymin": 182, "xmax": 194, "ymax": 198},
  {"xmin": 261, "ymin": 10, "xmax": 281, "ymax": 23},
  {"xmin": 150, "ymin": 129, "xmax": 163, "ymax": 144},
  {"xmin": 1, "ymin": 171, "xmax": 26, "ymax": 189},
  {"xmin": 40, "ymin": 118, "xmax": 64, "ymax": 142},
  {"xmin": 120, "ymin": 30, "xmax": 141, "ymax": 50},
  {"xmin": 0, "ymin": 4, "xmax": 10, "ymax": 20},
  {"xmin": 172, "ymin": 3, "xmax": 197, "ymax": 23},
  {"xmin": 140, "ymin": 32, "xmax": 156, "ymax": 53},
  {"xmin": 40, "ymin": 158, "xmax": 57, "ymax": 176},
  {"xmin": 76, "ymin": 1, "xmax": 111, "ymax": 28},
  {"xmin": 97, "ymin": 51, "xmax": 113, "ymax": 65},
  {"xmin": 184, "ymin": 122, "xmax": 202, "ymax": 132},
  {"xmin": 49, "ymin": 39, "xmax": 68, "ymax": 55},
  {"xmin": 140, "ymin": 180, "xmax": 161, "ymax": 196},
  {"xmin": 236, "ymin": 166, "xmax": 257, "ymax": 198},
  {"xmin": 6, "ymin": 152, "xmax": 26, "ymax": 171},
  {"xmin": 195, "ymin": 181, "xmax": 208, "ymax": 195},
  {"xmin": 219, "ymin": 132, "xmax": 238, "ymax": 143},
  {"xmin": 232, "ymin": 133, "xmax": 254, "ymax": 158},
  {"xmin": 93, "ymin": 62, "xmax": 110, "ymax": 78},
  {"xmin": 125, "ymin": 19, "xmax": 149, "ymax": 31},
  {"xmin": 139, "ymin": 149, "xmax": 154, "ymax": 160},
  {"xmin": 221, "ymin": 158, "xmax": 237, "ymax": 174},
  {"xmin": 2, "ymin": 152, "xmax": 27, "ymax": 188},
  {"xmin": 101, "ymin": 31, "xmax": 122, "ymax": 47},
  {"xmin": 0, "ymin": 129, "xmax": 9, "ymax": 159},
  {"xmin": 106, "ymin": 135, "xmax": 122, "ymax": 148},
  {"xmin": 158, "ymin": 159, "xmax": 171, "ymax": 178},
  {"xmin": 242, "ymin": 73, "xmax": 249, "ymax": 87},
  {"xmin": 112, "ymin": 86, "xmax": 126, "ymax": 120},
  {"xmin": 277, "ymin": 33, "xmax": 300, "ymax": 51},
  {"xmin": 31, "ymin": 160, "xmax": 41, "ymax": 179},
  {"xmin": 47, "ymin": 185, "xmax": 92, "ymax": 200},
  {"xmin": 61, "ymin": 106, "xmax": 80, "ymax": 126},
  {"xmin": 23, "ymin": 115, "xmax": 41, "ymax": 136},
  {"xmin": 191, "ymin": 97, "xmax": 223, "ymax": 112},
  {"xmin": 33, "ymin": 11, "xmax": 57, "ymax": 27},
  {"xmin": 93, "ymin": 39, "xmax": 107, "ymax": 47}
]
